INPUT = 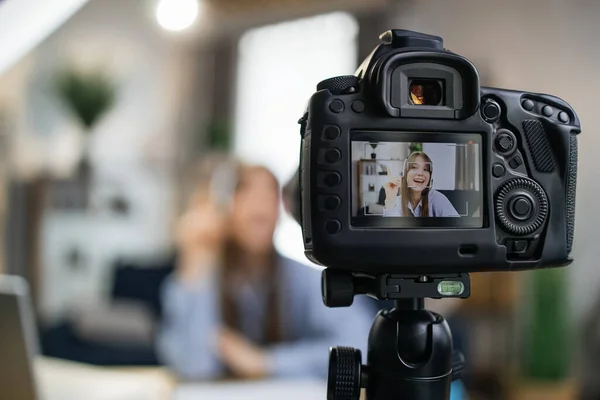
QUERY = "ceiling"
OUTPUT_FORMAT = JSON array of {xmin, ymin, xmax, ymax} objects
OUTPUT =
[
  {"xmin": 205, "ymin": 0, "xmax": 387, "ymax": 35},
  {"xmin": 0, "ymin": 0, "xmax": 90, "ymax": 75},
  {"xmin": 0, "ymin": 0, "xmax": 388, "ymax": 74}
]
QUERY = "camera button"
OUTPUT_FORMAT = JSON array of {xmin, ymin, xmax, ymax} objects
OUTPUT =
[
  {"xmin": 325, "ymin": 220, "xmax": 342, "ymax": 234},
  {"xmin": 492, "ymin": 163, "xmax": 505, "ymax": 178},
  {"xmin": 511, "ymin": 196, "xmax": 533, "ymax": 220},
  {"xmin": 498, "ymin": 135, "xmax": 513, "ymax": 152},
  {"xmin": 558, "ymin": 111, "xmax": 570, "ymax": 123},
  {"xmin": 325, "ymin": 149, "xmax": 342, "ymax": 163},
  {"xmin": 323, "ymin": 125, "xmax": 341, "ymax": 141},
  {"xmin": 325, "ymin": 196, "xmax": 341, "ymax": 211},
  {"xmin": 324, "ymin": 172, "xmax": 342, "ymax": 187},
  {"xmin": 329, "ymin": 100, "xmax": 345, "ymax": 113},
  {"xmin": 494, "ymin": 130, "xmax": 517, "ymax": 156},
  {"xmin": 507, "ymin": 239, "xmax": 529, "ymax": 254},
  {"xmin": 351, "ymin": 100, "xmax": 365, "ymax": 113},
  {"xmin": 508, "ymin": 156, "xmax": 523, "ymax": 169},
  {"xmin": 542, "ymin": 105, "xmax": 553, "ymax": 117},
  {"xmin": 482, "ymin": 100, "xmax": 501, "ymax": 122},
  {"xmin": 514, "ymin": 240, "xmax": 528, "ymax": 253},
  {"xmin": 522, "ymin": 99, "xmax": 534, "ymax": 111}
]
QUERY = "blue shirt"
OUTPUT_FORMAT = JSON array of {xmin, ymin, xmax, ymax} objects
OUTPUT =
[
  {"xmin": 383, "ymin": 189, "xmax": 459, "ymax": 217},
  {"xmin": 156, "ymin": 256, "xmax": 373, "ymax": 380}
]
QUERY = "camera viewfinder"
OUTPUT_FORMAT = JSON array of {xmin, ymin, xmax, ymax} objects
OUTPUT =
[{"xmin": 409, "ymin": 79, "xmax": 444, "ymax": 106}]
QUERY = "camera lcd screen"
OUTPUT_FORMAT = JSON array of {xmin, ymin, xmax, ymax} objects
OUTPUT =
[{"xmin": 351, "ymin": 131, "xmax": 484, "ymax": 228}]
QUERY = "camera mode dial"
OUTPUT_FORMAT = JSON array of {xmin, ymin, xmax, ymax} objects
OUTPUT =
[
  {"xmin": 317, "ymin": 75, "xmax": 359, "ymax": 95},
  {"xmin": 495, "ymin": 178, "xmax": 548, "ymax": 236}
]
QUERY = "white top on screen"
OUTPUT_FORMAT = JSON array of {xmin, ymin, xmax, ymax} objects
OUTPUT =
[{"xmin": 383, "ymin": 189, "xmax": 460, "ymax": 217}]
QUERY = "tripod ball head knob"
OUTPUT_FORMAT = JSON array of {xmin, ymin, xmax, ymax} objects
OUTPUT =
[
  {"xmin": 327, "ymin": 347, "xmax": 363, "ymax": 400},
  {"xmin": 327, "ymin": 347, "xmax": 362, "ymax": 400},
  {"xmin": 322, "ymin": 269, "xmax": 355, "ymax": 307}
]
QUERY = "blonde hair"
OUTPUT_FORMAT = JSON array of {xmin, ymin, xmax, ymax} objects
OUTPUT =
[{"xmin": 401, "ymin": 151, "xmax": 433, "ymax": 217}]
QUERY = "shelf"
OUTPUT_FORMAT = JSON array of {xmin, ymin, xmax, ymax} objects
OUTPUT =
[{"xmin": 358, "ymin": 158, "xmax": 402, "ymax": 162}]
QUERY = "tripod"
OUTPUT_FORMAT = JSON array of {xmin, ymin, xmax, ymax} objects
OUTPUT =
[{"xmin": 322, "ymin": 270, "xmax": 469, "ymax": 400}]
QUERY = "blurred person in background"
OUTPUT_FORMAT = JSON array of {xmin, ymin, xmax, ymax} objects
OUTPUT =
[{"xmin": 156, "ymin": 158, "xmax": 373, "ymax": 381}]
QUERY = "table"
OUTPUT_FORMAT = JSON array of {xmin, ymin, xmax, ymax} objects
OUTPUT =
[
  {"xmin": 35, "ymin": 357, "xmax": 174, "ymax": 400},
  {"xmin": 35, "ymin": 357, "xmax": 328, "ymax": 400},
  {"xmin": 174, "ymin": 380, "xmax": 326, "ymax": 400}
]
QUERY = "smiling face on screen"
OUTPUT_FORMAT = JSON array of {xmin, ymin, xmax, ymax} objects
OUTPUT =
[{"xmin": 406, "ymin": 155, "xmax": 431, "ymax": 193}]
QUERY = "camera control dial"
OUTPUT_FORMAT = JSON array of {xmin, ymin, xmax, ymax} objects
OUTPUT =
[{"xmin": 495, "ymin": 178, "xmax": 548, "ymax": 236}]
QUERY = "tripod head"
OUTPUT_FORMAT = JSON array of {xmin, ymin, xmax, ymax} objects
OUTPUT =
[{"xmin": 322, "ymin": 269, "xmax": 470, "ymax": 400}]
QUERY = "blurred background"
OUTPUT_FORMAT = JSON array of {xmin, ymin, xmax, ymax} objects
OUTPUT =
[{"xmin": 0, "ymin": 0, "xmax": 599, "ymax": 399}]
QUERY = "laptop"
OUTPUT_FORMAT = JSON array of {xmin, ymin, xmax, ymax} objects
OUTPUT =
[{"xmin": 0, "ymin": 275, "xmax": 40, "ymax": 400}]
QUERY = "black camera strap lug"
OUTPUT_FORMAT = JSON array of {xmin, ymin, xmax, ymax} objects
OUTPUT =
[{"xmin": 298, "ymin": 112, "xmax": 308, "ymax": 137}]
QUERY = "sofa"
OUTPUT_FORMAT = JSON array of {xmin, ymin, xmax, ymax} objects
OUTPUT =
[{"xmin": 40, "ymin": 256, "xmax": 175, "ymax": 366}]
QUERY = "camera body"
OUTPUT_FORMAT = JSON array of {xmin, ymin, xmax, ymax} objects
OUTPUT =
[{"xmin": 298, "ymin": 30, "xmax": 580, "ymax": 274}]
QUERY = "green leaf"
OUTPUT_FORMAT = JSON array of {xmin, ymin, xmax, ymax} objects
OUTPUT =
[
  {"xmin": 409, "ymin": 142, "xmax": 422, "ymax": 153},
  {"xmin": 206, "ymin": 119, "xmax": 231, "ymax": 151},
  {"xmin": 521, "ymin": 268, "xmax": 571, "ymax": 381},
  {"xmin": 54, "ymin": 67, "xmax": 116, "ymax": 130}
]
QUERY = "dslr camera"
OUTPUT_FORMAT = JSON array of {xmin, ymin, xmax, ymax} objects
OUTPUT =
[{"xmin": 298, "ymin": 29, "xmax": 580, "ymax": 276}]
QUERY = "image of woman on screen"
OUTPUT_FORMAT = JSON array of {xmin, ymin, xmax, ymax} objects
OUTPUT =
[{"xmin": 383, "ymin": 151, "xmax": 459, "ymax": 217}]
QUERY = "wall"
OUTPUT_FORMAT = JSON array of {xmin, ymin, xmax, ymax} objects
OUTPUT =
[
  {"xmin": 351, "ymin": 142, "xmax": 363, "ymax": 215},
  {"xmin": 351, "ymin": 141, "xmax": 407, "ymax": 215},
  {"xmin": 233, "ymin": 12, "xmax": 360, "ymax": 265},
  {"xmin": 0, "ymin": 109, "xmax": 8, "ymax": 274},
  {"xmin": 422, "ymin": 143, "xmax": 455, "ymax": 190},
  {"xmin": 0, "ymin": 0, "xmax": 207, "ymax": 318},
  {"xmin": 386, "ymin": 0, "xmax": 600, "ymax": 320}
]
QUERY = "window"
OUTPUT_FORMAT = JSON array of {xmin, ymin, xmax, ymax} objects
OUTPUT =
[{"xmin": 234, "ymin": 12, "xmax": 358, "ymax": 265}]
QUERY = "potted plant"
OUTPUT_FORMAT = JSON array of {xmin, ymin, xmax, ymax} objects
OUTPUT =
[
  {"xmin": 206, "ymin": 118, "xmax": 231, "ymax": 152},
  {"xmin": 515, "ymin": 268, "xmax": 572, "ymax": 399},
  {"xmin": 409, "ymin": 142, "xmax": 423, "ymax": 154},
  {"xmin": 369, "ymin": 143, "xmax": 378, "ymax": 159},
  {"xmin": 54, "ymin": 67, "xmax": 116, "ymax": 177}
]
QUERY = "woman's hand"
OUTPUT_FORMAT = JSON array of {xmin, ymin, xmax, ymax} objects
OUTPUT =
[
  {"xmin": 175, "ymin": 195, "xmax": 226, "ymax": 283},
  {"xmin": 218, "ymin": 327, "xmax": 268, "ymax": 379},
  {"xmin": 383, "ymin": 167, "xmax": 401, "ymax": 208}
]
